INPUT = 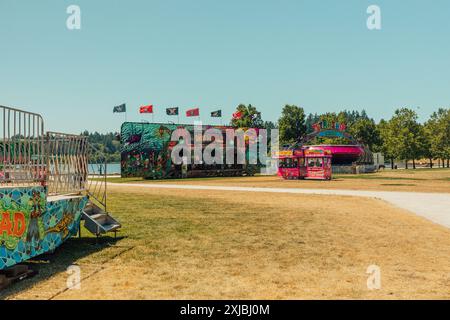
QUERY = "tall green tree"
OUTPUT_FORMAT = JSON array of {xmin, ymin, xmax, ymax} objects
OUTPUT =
[
  {"xmin": 416, "ymin": 123, "xmax": 432, "ymax": 168},
  {"xmin": 278, "ymin": 105, "xmax": 307, "ymax": 145},
  {"xmin": 348, "ymin": 118, "xmax": 381, "ymax": 151},
  {"xmin": 378, "ymin": 119, "xmax": 399, "ymax": 169},
  {"xmin": 386, "ymin": 108, "xmax": 423, "ymax": 169},
  {"xmin": 230, "ymin": 104, "xmax": 264, "ymax": 128},
  {"xmin": 441, "ymin": 109, "xmax": 450, "ymax": 167},
  {"xmin": 263, "ymin": 121, "xmax": 277, "ymax": 130},
  {"xmin": 425, "ymin": 108, "xmax": 450, "ymax": 167}
]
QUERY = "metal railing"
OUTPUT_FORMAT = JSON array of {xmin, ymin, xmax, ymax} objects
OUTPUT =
[
  {"xmin": 46, "ymin": 131, "xmax": 108, "ymax": 211},
  {"xmin": 0, "ymin": 105, "xmax": 108, "ymax": 212},
  {"xmin": 46, "ymin": 132, "xmax": 89, "ymax": 195},
  {"xmin": 85, "ymin": 144, "xmax": 108, "ymax": 212},
  {"xmin": 0, "ymin": 105, "xmax": 46, "ymax": 186}
]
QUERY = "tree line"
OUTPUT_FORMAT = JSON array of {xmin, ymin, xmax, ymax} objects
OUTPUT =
[
  {"xmin": 81, "ymin": 131, "xmax": 121, "ymax": 163},
  {"xmin": 231, "ymin": 104, "xmax": 450, "ymax": 169}
]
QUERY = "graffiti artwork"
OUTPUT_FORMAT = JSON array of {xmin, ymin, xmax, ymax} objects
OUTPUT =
[
  {"xmin": 0, "ymin": 186, "xmax": 88, "ymax": 270},
  {"xmin": 121, "ymin": 122, "xmax": 260, "ymax": 179},
  {"xmin": 120, "ymin": 123, "xmax": 180, "ymax": 179}
]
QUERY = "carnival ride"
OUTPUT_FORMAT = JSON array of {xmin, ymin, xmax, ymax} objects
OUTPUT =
[
  {"xmin": 0, "ymin": 105, "xmax": 121, "ymax": 276},
  {"xmin": 298, "ymin": 122, "xmax": 370, "ymax": 165},
  {"xmin": 306, "ymin": 145, "xmax": 365, "ymax": 165},
  {"xmin": 120, "ymin": 122, "xmax": 259, "ymax": 180},
  {"xmin": 274, "ymin": 121, "xmax": 375, "ymax": 180}
]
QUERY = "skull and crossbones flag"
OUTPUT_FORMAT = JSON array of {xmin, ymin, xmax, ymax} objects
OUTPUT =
[{"xmin": 166, "ymin": 107, "xmax": 179, "ymax": 116}]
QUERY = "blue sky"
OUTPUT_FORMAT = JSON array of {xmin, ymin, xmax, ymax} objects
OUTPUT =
[{"xmin": 1, "ymin": 0, "xmax": 449, "ymax": 133}]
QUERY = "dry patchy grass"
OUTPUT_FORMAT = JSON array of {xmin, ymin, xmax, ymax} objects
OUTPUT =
[{"xmin": 3, "ymin": 185, "xmax": 450, "ymax": 300}]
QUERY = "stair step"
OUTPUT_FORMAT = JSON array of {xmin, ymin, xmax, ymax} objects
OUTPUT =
[
  {"xmin": 83, "ymin": 208, "xmax": 103, "ymax": 216},
  {"xmin": 102, "ymin": 223, "xmax": 121, "ymax": 232},
  {"xmin": 82, "ymin": 201, "xmax": 121, "ymax": 236},
  {"xmin": 89, "ymin": 213, "xmax": 108, "ymax": 220}
]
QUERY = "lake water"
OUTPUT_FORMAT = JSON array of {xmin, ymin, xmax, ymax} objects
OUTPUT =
[{"xmin": 88, "ymin": 163, "xmax": 121, "ymax": 175}]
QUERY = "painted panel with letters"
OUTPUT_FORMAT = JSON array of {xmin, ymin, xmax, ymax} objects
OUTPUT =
[{"xmin": 0, "ymin": 186, "xmax": 88, "ymax": 270}]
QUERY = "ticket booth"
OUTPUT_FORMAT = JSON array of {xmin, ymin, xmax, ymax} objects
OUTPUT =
[
  {"xmin": 275, "ymin": 150, "xmax": 306, "ymax": 180},
  {"xmin": 304, "ymin": 149, "xmax": 332, "ymax": 180},
  {"xmin": 275, "ymin": 149, "xmax": 332, "ymax": 181}
]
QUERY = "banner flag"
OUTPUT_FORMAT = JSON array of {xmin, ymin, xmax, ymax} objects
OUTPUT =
[
  {"xmin": 186, "ymin": 108, "xmax": 200, "ymax": 117},
  {"xmin": 211, "ymin": 110, "xmax": 222, "ymax": 118},
  {"xmin": 166, "ymin": 107, "xmax": 179, "ymax": 116},
  {"xmin": 140, "ymin": 105, "xmax": 154, "ymax": 113},
  {"xmin": 113, "ymin": 104, "xmax": 127, "ymax": 113}
]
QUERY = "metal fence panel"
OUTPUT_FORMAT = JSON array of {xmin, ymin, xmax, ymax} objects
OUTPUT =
[
  {"xmin": 46, "ymin": 131, "xmax": 89, "ymax": 196},
  {"xmin": 0, "ymin": 105, "xmax": 46, "ymax": 186},
  {"xmin": 1, "ymin": 106, "xmax": 108, "ymax": 211}
]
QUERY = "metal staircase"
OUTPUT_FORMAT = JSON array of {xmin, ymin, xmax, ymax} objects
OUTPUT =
[
  {"xmin": 82, "ymin": 201, "xmax": 121, "ymax": 237},
  {"xmin": 45, "ymin": 132, "xmax": 121, "ymax": 238},
  {"xmin": 82, "ymin": 145, "xmax": 122, "ymax": 238}
]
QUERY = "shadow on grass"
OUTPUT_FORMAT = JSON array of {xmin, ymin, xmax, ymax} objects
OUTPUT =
[{"xmin": 0, "ymin": 235, "xmax": 126, "ymax": 299}]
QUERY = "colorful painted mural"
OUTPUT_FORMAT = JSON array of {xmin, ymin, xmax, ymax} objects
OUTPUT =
[
  {"xmin": 120, "ymin": 122, "xmax": 180, "ymax": 179},
  {"xmin": 120, "ymin": 122, "xmax": 261, "ymax": 179},
  {"xmin": 122, "ymin": 123, "xmax": 240, "ymax": 179},
  {"xmin": 0, "ymin": 187, "xmax": 88, "ymax": 270}
]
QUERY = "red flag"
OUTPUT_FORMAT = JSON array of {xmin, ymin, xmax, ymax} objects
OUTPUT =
[
  {"xmin": 312, "ymin": 123, "xmax": 320, "ymax": 132},
  {"xmin": 140, "ymin": 105, "xmax": 153, "ymax": 114},
  {"xmin": 232, "ymin": 111, "xmax": 243, "ymax": 120},
  {"xmin": 186, "ymin": 108, "xmax": 200, "ymax": 117}
]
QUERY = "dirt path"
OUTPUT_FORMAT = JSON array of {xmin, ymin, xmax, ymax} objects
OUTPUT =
[{"xmin": 111, "ymin": 183, "xmax": 450, "ymax": 229}]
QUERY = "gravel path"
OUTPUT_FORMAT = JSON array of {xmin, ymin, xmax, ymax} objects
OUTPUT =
[{"xmin": 111, "ymin": 183, "xmax": 450, "ymax": 229}]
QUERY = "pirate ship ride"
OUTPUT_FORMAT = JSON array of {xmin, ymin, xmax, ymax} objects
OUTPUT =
[{"xmin": 0, "ymin": 105, "xmax": 121, "ymax": 272}]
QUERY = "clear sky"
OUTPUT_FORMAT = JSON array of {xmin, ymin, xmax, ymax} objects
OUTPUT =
[{"xmin": 1, "ymin": 0, "xmax": 449, "ymax": 133}]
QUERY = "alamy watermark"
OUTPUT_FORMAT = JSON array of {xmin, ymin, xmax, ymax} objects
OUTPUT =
[
  {"xmin": 170, "ymin": 122, "xmax": 279, "ymax": 174},
  {"xmin": 66, "ymin": 265, "xmax": 81, "ymax": 290},
  {"xmin": 65, "ymin": 5, "xmax": 379, "ymax": 31},
  {"xmin": 367, "ymin": 5, "xmax": 382, "ymax": 30},
  {"xmin": 366, "ymin": 265, "xmax": 382, "ymax": 290},
  {"xmin": 66, "ymin": 5, "xmax": 81, "ymax": 30}
]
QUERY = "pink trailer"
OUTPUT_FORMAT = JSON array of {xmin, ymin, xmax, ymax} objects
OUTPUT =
[{"xmin": 275, "ymin": 149, "xmax": 332, "ymax": 181}]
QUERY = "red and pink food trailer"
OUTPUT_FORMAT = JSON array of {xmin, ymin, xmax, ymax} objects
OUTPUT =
[{"xmin": 275, "ymin": 149, "xmax": 333, "ymax": 181}]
